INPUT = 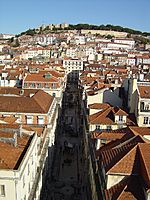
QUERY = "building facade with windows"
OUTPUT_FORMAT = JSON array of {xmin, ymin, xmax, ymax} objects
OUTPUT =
[
  {"xmin": 135, "ymin": 85, "xmax": 150, "ymax": 127},
  {"xmin": 63, "ymin": 58, "xmax": 83, "ymax": 79},
  {"xmin": 89, "ymin": 106, "xmax": 134, "ymax": 132},
  {"xmin": 0, "ymin": 130, "xmax": 38, "ymax": 200},
  {"xmin": 22, "ymin": 70, "xmax": 65, "ymax": 101},
  {"xmin": 127, "ymin": 78, "xmax": 150, "ymax": 127},
  {"xmin": 0, "ymin": 90, "xmax": 56, "ymax": 126}
]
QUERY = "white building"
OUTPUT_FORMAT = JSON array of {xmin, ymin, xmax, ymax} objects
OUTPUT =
[
  {"xmin": 107, "ymin": 42, "xmax": 131, "ymax": 50},
  {"xmin": 113, "ymin": 38, "xmax": 135, "ymax": 49},
  {"xmin": 33, "ymin": 35, "xmax": 56, "ymax": 45},
  {"xmin": 0, "ymin": 130, "xmax": 39, "ymax": 200},
  {"xmin": 63, "ymin": 58, "xmax": 83, "ymax": 77},
  {"xmin": 74, "ymin": 35, "xmax": 86, "ymax": 45}
]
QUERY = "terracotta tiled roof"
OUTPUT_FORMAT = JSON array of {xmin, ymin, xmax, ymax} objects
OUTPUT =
[
  {"xmin": 88, "ymin": 103, "xmax": 110, "ymax": 110},
  {"xmin": 139, "ymin": 143, "xmax": 150, "ymax": 188},
  {"xmin": 89, "ymin": 107, "xmax": 129, "ymax": 125},
  {"xmin": 129, "ymin": 126, "xmax": 150, "ymax": 137},
  {"xmin": 105, "ymin": 176, "xmax": 130, "ymax": 200},
  {"xmin": 1, "ymin": 116, "xmax": 17, "ymax": 124},
  {"xmin": 91, "ymin": 131, "xmax": 125, "ymax": 140},
  {"xmin": 112, "ymin": 107, "xmax": 128, "ymax": 116},
  {"xmin": 108, "ymin": 145, "xmax": 138, "ymax": 174},
  {"xmin": 0, "ymin": 87, "xmax": 40, "ymax": 97},
  {"xmin": 0, "ymin": 131, "xmax": 32, "ymax": 169},
  {"xmin": 24, "ymin": 73, "xmax": 59, "ymax": 82},
  {"xmin": 97, "ymin": 135, "xmax": 145, "ymax": 172},
  {"xmin": 0, "ymin": 90, "xmax": 54, "ymax": 114},
  {"xmin": 105, "ymin": 176, "xmax": 146, "ymax": 200}
]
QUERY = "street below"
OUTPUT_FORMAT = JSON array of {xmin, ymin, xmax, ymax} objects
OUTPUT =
[{"xmin": 41, "ymin": 78, "xmax": 89, "ymax": 200}]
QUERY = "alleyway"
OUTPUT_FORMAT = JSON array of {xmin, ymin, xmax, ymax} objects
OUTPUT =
[{"xmin": 41, "ymin": 77, "xmax": 89, "ymax": 200}]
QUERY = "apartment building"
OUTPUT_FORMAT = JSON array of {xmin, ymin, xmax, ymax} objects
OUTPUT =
[
  {"xmin": 127, "ymin": 78, "xmax": 150, "ymax": 127},
  {"xmin": 23, "ymin": 70, "xmax": 64, "ymax": 100},
  {"xmin": 89, "ymin": 106, "xmax": 134, "ymax": 132},
  {"xmin": 0, "ymin": 69, "xmax": 23, "ymax": 87},
  {"xmin": 63, "ymin": 58, "xmax": 83, "ymax": 80},
  {"xmin": 0, "ymin": 129, "xmax": 39, "ymax": 200},
  {"xmin": 90, "ymin": 126, "xmax": 150, "ymax": 199},
  {"xmin": 113, "ymin": 38, "xmax": 135, "ymax": 48},
  {"xmin": 0, "ymin": 90, "xmax": 56, "ymax": 126}
]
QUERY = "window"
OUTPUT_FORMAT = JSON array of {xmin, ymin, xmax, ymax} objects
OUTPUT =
[
  {"xmin": 30, "ymin": 83, "xmax": 36, "ymax": 88},
  {"xmin": 145, "ymin": 105, "xmax": 149, "ymax": 110},
  {"xmin": 52, "ymin": 83, "xmax": 56, "ymax": 89},
  {"xmin": 52, "ymin": 93, "xmax": 56, "ymax": 97},
  {"xmin": 96, "ymin": 125, "xmax": 101, "ymax": 130},
  {"xmin": 144, "ymin": 117, "xmax": 148, "ymax": 124},
  {"xmin": 140, "ymin": 102, "xmax": 144, "ymax": 111},
  {"xmin": 26, "ymin": 115, "xmax": 33, "ymax": 124},
  {"xmin": 37, "ymin": 83, "xmax": 42, "ymax": 88},
  {"xmin": 38, "ymin": 116, "xmax": 44, "ymax": 125},
  {"xmin": 106, "ymin": 125, "xmax": 111, "ymax": 130},
  {"xmin": 101, "ymin": 139, "xmax": 106, "ymax": 145},
  {"xmin": 24, "ymin": 83, "xmax": 28, "ymax": 88},
  {"xmin": 0, "ymin": 185, "xmax": 5, "ymax": 196},
  {"xmin": 45, "ymin": 83, "xmax": 49, "ymax": 88},
  {"xmin": 119, "ymin": 116, "xmax": 123, "ymax": 122}
]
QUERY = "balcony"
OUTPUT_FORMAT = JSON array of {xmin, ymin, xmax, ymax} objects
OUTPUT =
[
  {"xmin": 140, "ymin": 109, "xmax": 150, "ymax": 113},
  {"xmin": 116, "ymin": 120, "xmax": 126, "ymax": 124}
]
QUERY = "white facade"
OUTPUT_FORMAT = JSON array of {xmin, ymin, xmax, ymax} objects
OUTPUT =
[
  {"xmin": 107, "ymin": 42, "xmax": 131, "ymax": 50},
  {"xmin": 66, "ymin": 48, "xmax": 76, "ymax": 58},
  {"xmin": 113, "ymin": 38, "xmax": 135, "ymax": 48},
  {"xmin": 63, "ymin": 58, "xmax": 83, "ymax": 74},
  {"xmin": 34, "ymin": 35, "xmax": 56, "ymax": 45},
  {"xmin": 127, "ymin": 57, "xmax": 136, "ymax": 66},
  {"xmin": 0, "ymin": 133, "xmax": 38, "ymax": 200},
  {"xmin": 74, "ymin": 36, "xmax": 86, "ymax": 45}
]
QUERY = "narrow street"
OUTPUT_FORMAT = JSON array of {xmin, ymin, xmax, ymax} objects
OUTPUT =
[{"xmin": 41, "ymin": 77, "xmax": 89, "ymax": 200}]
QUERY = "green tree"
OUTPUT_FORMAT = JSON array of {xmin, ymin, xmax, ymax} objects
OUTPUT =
[{"xmin": 105, "ymin": 34, "xmax": 113, "ymax": 39}]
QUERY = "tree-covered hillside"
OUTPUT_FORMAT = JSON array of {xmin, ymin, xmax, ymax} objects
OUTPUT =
[{"xmin": 17, "ymin": 23, "xmax": 150, "ymax": 38}]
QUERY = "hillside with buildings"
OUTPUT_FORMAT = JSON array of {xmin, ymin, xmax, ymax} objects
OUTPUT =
[{"xmin": 0, "ymin": 24, "xmax": 150, "ymax": 199}]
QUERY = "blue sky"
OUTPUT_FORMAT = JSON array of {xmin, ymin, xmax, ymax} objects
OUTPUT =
[{"xmin": 0, "ymin": 0, "xmax": 150, "ymax": 34}]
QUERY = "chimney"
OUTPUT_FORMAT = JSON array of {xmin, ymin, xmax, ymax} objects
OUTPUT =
[{"xmin": 20, "ymin": 89, "xmax": 24, "ymax": 96}]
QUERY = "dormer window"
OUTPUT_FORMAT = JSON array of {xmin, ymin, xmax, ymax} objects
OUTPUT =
[
  {"xmin": 45, "ymin": 73, "xmax": 52, "ymax": 79},
  {"xmin": 96, "ymin": 125, "xmax": 101, "ymax": 130},
  {"xmin": 119, "ymin": 115, "xmax": 123, "ymax": 122}
]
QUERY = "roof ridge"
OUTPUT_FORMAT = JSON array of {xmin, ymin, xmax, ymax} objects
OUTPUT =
[
  {"xmin": 32, "ymin": 90, "xmax": 53, "ymax": 113},
  {"xmin": 108, "ymin": 145, "xmax": 138, "ymax": 174},
  {"xmin": 138, "ymin": 143, "xmax": 150, "ymax": 188},
  {"xmin": 90, "ymin": 107, "xmax": 112, "ymax": 123}
]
